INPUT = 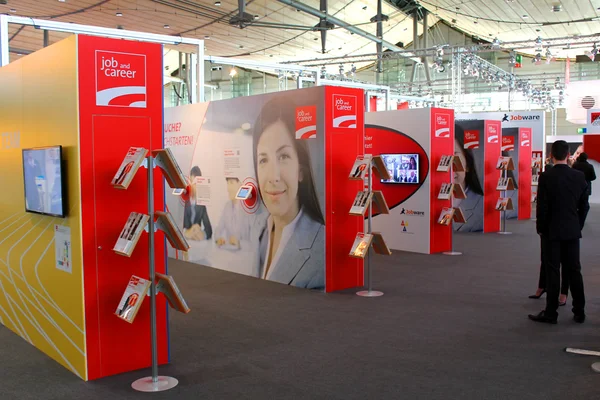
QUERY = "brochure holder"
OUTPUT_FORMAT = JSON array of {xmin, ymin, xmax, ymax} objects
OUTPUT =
[
  {"xmin": 348, "ymin": 154, "xmax": 391, "ymax": 298},
  {"xmin": 115, "ymin": 275, "xmax": 151, "ymax": 323},
  {"xmin": 443, "ymin": 155, "xmax": 465, "ymax": 256},
  {"xmin": 495, "ymin": 197, "xmax": 514, "ymax": 211},
  {"xmin": 155, "ymin": 273, "xmax": 190, "ymax": 314},
  {"xmin": 113, "ymin": 213, "xmax": 150, "ymax": 257},
  {"xmin": 112, "ymin": 147, "xmax": 189, "ymax": 392},
  {"xmin": 436, "ymin": 155, "xmax": 452, "ymax": 172},
  {"xmin": 495, "ymin": 156, "xmax": 515, "ymax": 235},
  {"xmin": 531, "ymin": 175, "xmax": 539, "ymax": 186}
]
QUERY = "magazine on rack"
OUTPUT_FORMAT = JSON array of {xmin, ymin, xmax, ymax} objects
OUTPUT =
[
  {"xmin": 496, "ymin": 156, "xmax": 515, "ymax": 170},
  {"xmin": 152, "ymin": 148, "xmax": 187, "ymax": 189},
  {"xmin": 437, "ymin": 207, "xmax": 455, "ymax": 225},
  {"xmin": 452, "ymin": 183, "xmax": 466, "ymax": 199},
  {"xmin": 349, "ymin": 190, "xmax": 373, "ymax": 216},
  {"xmin": 111, "ymin": 147, "xmax": 148, "ymax": 189},
  {"xmin": 156, "ymin": 273, "xmax": 190, "ymax": 314},
  {"xmin": 113, "ymin": 212, "xmax": 150, "ymax": 257},
  {"xmin": 532, "ymin": 175, "xmax": 539, "ymax": 186},
  {"xmin": 156, "ymin": 211, "xmax": 190, "ymax": 251},
  {"xmin": 349, "ymin": 233, "xmax": 373, "ymax": 259},
  {"xmin": 436, "ymin": 155, "xmax": 450, "ymax": 172},
  {"xmin": 438, "ymin": 183, "xmax": 452, "ymax": 200},
  {"xmin": 349, "ymin": 155, "xmax": 372, "ymax": 180},
  {"xmin": 453, "ymin": 207, "xmax": 466, "ymax": 224},
  {"xmin": 115, "ymin": 276, "xmax": 150, "ymax": 323},
  {"xmin": 496, "ymin": 177, "xmax": 515, "ymax": 191},
  {"xmin": 495, "ymin": 197, "xmax": 514, "ymax": 211}
]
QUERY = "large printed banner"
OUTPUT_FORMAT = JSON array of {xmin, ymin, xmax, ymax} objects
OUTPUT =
[
  {"xmin": 454, "ymin": 120, "xmax": 502, "ymax": 233},
  {"xmin": 501, "ymin": 127, "xmax": 532, "ymax": 220},
  {"xmin": 164, "ymin": 87, "xmax": 366, "ymax": 292}
]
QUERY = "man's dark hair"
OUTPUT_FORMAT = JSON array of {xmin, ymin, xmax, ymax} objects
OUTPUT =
[
  {"xmin": 577, "ymin": 152, "xmax": 588, "ymax": 162},
  {"xmin": 551, "ymin": 140, "xmax": 570, "ymax": 161},
  {"xmin": 190, "ymin": 166, "xmax": 202, "ymax": 177}
]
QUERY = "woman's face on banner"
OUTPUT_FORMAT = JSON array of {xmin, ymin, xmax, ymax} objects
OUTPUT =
[
  {"xmin": 257, "ymin": 120, "xmax": 302, "ymax": 219},
  {"xmin": 454, "ymin": 139, "xmax": 466, "ymax": 187}
]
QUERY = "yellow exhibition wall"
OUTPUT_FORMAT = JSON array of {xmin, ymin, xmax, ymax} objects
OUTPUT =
[{"xmin": 0, "ymin": 36, "xmax": 87, "ymax": 379}]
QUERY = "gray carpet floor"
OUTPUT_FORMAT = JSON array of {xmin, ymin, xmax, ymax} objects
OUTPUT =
[{"xmin": 2, "ymin": 207, "xmax": 600, "ymax": 400}]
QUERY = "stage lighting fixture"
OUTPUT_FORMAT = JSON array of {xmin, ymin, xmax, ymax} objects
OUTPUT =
[{"xmin": 229, "ymin": 67, "xmax": 237, "ymax": 77}]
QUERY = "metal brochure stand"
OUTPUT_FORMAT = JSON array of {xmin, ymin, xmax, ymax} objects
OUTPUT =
[
  {"xmin": 130, "ymin": 154, "xmax": 179, "ymax": 393},
  {"xmin": 112, "ymin": 148, "xmax": 189, "ymax": 393},
  {"xmin": 356, "ymin": 160, "xmax": 382, "ymax": 297},
  {"xmin": 443, "ymin": 156, "xmax": 463, "ymax": 256},
  {"xmin": 497, "ymin": 157, "xmax": 514, "ymax": 236}
]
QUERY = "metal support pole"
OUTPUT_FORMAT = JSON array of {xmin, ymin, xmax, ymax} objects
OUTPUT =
[
  {"xmin": 131, "ymin": 156, "xmax": 178, "ymax": 392},
  {"xmin": 410, "ymin": 11, "xmax": 419, "ymax": 84},
  {"xmin": 422, "ymin": 9, "xmax": 432, "ymax": 85},
  {"xmin": 444, "ymin": 161, "xmax": 462, "ymax": 256},
  {"xmin": 197, "ymin": 42, "xmax": 204, "ymax": 103},
  {"xmin": 43, "ymin": 30, "xmax": 49, "ymax": 48},
  {"xmin": 177, "ymin": 52, "xmax": 183, "ymax": 106},
  {"xmin": 357, "ymin": 159, "xmax": 383, "ymax": 297},
  {"xmin": 0, "ymin": 15, "xmax": 9, "ymax": 67}
]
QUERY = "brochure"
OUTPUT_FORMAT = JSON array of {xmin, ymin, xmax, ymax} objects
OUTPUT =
[
  {"xmin": 437, "ymin": 155, "xmax": 452, "ymax": 172},
  {"xmin": 453, "ymin": 207, "xmax": 466, "ymax": 224},
  {"xmin": 495, "ymin": 197, "xmax": 514, "ymax": 211},
  {"xmin": 113, "ymin": 212, "xmax": 150, "ymax": 257},
  {"xmin": 438, "ymin": 183, "xmax": 452, "ymax": 200},
  {"xmin": 152, "ymin": 148, "xmax": 187, "ymax": 189},
  {"xmin": 349, "ymin": 190, "xmax": 373, "ymax": 216},
  {"xmin": 496, "ymin": 156, "xmax": 515, "ymax": 170},
  {"xmin": 437, "ymin": 207, "xmax": 455, "ymax": 226},
  {"xmin": 156, "ymin": 211, "xmax": 190, "ymax": 251},
  {"xmin": 156, "ymin": 273, "xmax": 190, "ymax": 314},
  {"xmin": 349, "ymin": 155, "xmax": 372, "ymax": 180},
  {"xmin": 532, "ymin": 175, "xmax": 539, "ymax": 186},
  {"xmin": 111, "ymin": 147, "xmax": 148, "ymax": 189},
  {"xmin": 349, "ymin": 232, "xmax": 373, "ymax": 259},
  {"xmin": 115, "ymin": 276, "xmax": 150, "ymax": 323}
]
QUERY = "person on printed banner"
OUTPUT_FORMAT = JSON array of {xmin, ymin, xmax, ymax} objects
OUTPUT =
[
  {"xmin": 183, "ymin": 166, "xmax": 213, "ymax": 241},
  {"xmin": 214, "ymin": 177, "xmax": 259, "ymax": 249},
  {"xmin": 452, "ymin": 129, "xmax": 484, "ymax": 232},
  {"xmin": 529, "ymin": 140, "xmax": 589, "ymax": 324},
  {"xmin": 409, "ymin": 156, "xmax": 417, "ymax": 170},
  {"xmin": 253, "ymin": 96, "xmax": 325, "ymax": 290},
  {"xmin": 407, "ymin": 170, "xmax": 418, "ymax": 183}
]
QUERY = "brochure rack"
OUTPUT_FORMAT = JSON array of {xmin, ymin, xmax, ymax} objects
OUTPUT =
[
  {"xmin": 437, "ymin": 155, "xmax": 466, "ymax": 256},
  {"xmin": 348, "ymin": 155, "xmax": 391, "ymax": 297},
  {"xmin": 111, "ymin": 147, "xmax": 190, "ymax": 393},
  {"xmin": 531, "ymin": 157, "xmax": 541, "ymax": 221},
  {"xmin": 496, "ymin": 156, "xmax": 515, "ymax": 235}
]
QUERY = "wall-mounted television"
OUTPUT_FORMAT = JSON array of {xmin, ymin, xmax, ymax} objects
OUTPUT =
[
  {"xmin": 22, "ymin": 146, "xmax": 66, "ymax": 217},
  {"xmin": 380, "ymin": 153, "xmax": 420, "ymax": 184}
]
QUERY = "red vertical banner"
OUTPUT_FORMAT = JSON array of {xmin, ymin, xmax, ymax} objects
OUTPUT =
[
  {"xmin": 397, "ymin": 101, "xmax": 409, "ymax": 110},
  {"xmin": 430, "ymin": 108, "xmax": 454, "ymax": 253},
  {"xmin": 518, "ymin": 127, "xmax": 532, "ymax": 219},
  {"xmin": 325, "ymin": 86, "xmax": 365, "ymax": 292},
  {"xmin": 78, "ymin": 36, "xmax": 168, "ymax": 380},
  {"xmin": 484, "ymin": 120, "xmax": 501, "ymax": 232},
  {"xmin": 369, "ymin": 96, "xmax": 378, "ymax": 112}
]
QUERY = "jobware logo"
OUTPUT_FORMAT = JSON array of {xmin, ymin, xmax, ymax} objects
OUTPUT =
[
  {"xmin": 434, "ymin": 113, "xmax": 450, "ymax": 138},
  {"xmin": 295, "ymin": 106, "xmax": 317, "ymax": 139},
  {"xmin": 400, "ymin": 207, "xmax": 425, "ymax": 217},
  {"xmin": 487, "ymin": 124, "xmax": 499, "ymax": 143},
  {"xmin": 96, "ymin": 50, "xmax": 147, "ymax": 108},
  {"xmin": 464, "ymin": 130, "xmax": 480, "ymax": 149},
  {"xmin": 520, "ymin": 131, "xmax": 531, "ymax": 147},
  {"xmin": 332, "ymin": 95, "xmax": 357, "ymax": 128},
  {"xmin": 502, "ymin": 113, "xmax": 541, "ymax": 123}
]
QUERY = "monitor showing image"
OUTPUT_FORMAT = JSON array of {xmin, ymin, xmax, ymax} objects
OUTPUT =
[
  {"xmin": 380, "ymin": 153, "xmax": 420, "ymax": 184},
  {"xmin": 22, "ymin": 146, "xmax": 66, "ymax": 217}
]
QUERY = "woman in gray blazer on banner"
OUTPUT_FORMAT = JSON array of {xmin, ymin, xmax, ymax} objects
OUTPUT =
[{"xmin": 252, "ymin": 96, "xmax": 325, "ymax": 290}]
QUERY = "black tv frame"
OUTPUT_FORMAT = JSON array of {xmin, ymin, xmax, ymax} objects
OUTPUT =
[{"xmin": 22, "ymin": 145, "xmax": 67, "ymax": 218}]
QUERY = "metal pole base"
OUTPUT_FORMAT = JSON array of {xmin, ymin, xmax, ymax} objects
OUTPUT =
[
  {"xmin": 132, "ymin": 376, "xmax": 179, "ymax": 392},
  {"xmin": 443, "ymin": 251, "xmax": 462, "ymax": 256},
  {"xmin": 498, "ymin": 231, "xmax": 512, "ymax": 235},
  {"xmin": 592, "ymin": 363, "xmax": 600, "ymax": 373},
  {"xmin": 565, "ymin": 348, "xmax": 600, "ymax": 357},
  {"xmin": 356, "ymin": 290, "xmax": 384, "ymax": 297}
]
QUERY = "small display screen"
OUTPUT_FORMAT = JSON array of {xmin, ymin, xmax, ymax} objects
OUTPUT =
[
  {"xmin": 380, "ymin": 153, "xmax": 420, "ymax": 184},
  {"xmin": 172, "ymin": 188, "xmax": 185, "ymax": 196},
  {"xmin": 22, "ymin": 146, "xmax": 66, "ymax": 217},
  {"xmin": 236, "ymin": 186, "xmax": 252, "ymax": 200}
]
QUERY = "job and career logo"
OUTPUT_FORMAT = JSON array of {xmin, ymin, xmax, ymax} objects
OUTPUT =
[
  {"xmin": 434, "ymin": 113, "xmax": 450, "ymax": 138},
  {"xmin": 520, "ymin": 130, "xmax": 531, "ymax": 147},
  {"xmin": 332, "ymin": 95, "xmax": 357, "ymax": 128},
  {"xmin": 464, "ymin": 130, "xmax": 480, "ymax": 149},
  {"xmin": 502, "ymin": 136, "xmax": 515, "ymax": 152},
  {"xmin": 295, "ymin": 106, "xmax": 317, "ymax": 139},
  {"xmin": 487, "ymin": 124, "xmax": 499, "ymax": 143},
  {"xmin": 96, "ymin": 50, "xmax": 147, "ymax": 108}
]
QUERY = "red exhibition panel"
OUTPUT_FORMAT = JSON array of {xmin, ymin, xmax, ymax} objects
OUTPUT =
[
  {"xmin": 484, "ymin": 120, "xmax": 501, "ymax": 233},
  {"xmin": 369, "ymin": 96, "xmax": 378, "ymax": 112},
  {"xmin": 583, "ymin": 134, "xmax": 600, "ymax": 163},
  {"xmin": 325, "ymin": 86, "xmax": 365, "ymax": 292},
  {"xmin": 430, "ymin": 108, "xmax": 454, "ymax": 253},
  {"xmin": 78, "ymin": 35, "xmax": 168, "ymax": 380},
  {"xmin": 518, "ymin": 128, "xmax": 532, "ymax": 220}
]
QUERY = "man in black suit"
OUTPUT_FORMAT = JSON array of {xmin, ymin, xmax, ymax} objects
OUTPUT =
[{"xmin": 529, "ymin": 140, "xmax": 589, "ymax": 324}]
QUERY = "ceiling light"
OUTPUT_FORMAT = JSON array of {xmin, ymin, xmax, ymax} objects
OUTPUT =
[
  {"xmin": 492, "ymin": 37, "xmax": 501, "ymax": 49},
  {"xmin": 164, "ymin": 24, "xmax": 170, "ymax": 29},
  {"xmin": 229, "ymin": 67, "xmax": 237, "ymax": 77},
  {"xmin": 116, "ymin": 12, "xmax": 123, "ymax": 17},
  {"xmin": 10, "ymin": 8, "xmax": 16, "ymax": 13},
  {"xmin": 522, "ymin": 14, "xmax": 529, "ymax": 19},
  {"xmin": 254, "ymin": 15, "xmax": 259, "ymax": 20},
  {"xmin": 116, "ymin": 25, "xmax": 124, "ymax": 30},
  {"xmin": 214, "ymin": 1, "xmax": 221, "ymax": 5},
  {"xmin": 362, "ymin": 5, "xmax": 367, "ymax": 10},
  {"xmin": 204, "ymin": 35, "xmax": 210, "ymax": 40},
  {"xmin": 551, "ymin": 4, "xmax": 562, "ymax": 12},
  {"xmin": 58, "ymin": 0, "xmax": 66, "ymax": 2},
  {"xmin": 238, "ymin": 45, "xmax": 244, "ymax": 49}
]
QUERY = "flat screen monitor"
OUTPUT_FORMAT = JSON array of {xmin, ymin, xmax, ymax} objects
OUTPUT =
[
  {"xmin": 380, "ymin": 153, "xmax": 420, "ymax": 184},
  {"xmin": 22, "ymin": 146, "xmax": 66, "ymax": 217}
]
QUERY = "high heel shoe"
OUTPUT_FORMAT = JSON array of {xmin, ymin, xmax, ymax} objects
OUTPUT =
[{"xmin": 529, "ymin": 289, "xmax": 546, "ymax": 299}]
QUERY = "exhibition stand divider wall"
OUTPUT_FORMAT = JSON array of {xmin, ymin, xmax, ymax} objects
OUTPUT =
[
  {"xmin": 0, "ymin": 34, "xmax": 173, "ymax": 382},
  {"xmin": 454, "ymin": 120, "xmax": 503, "ymax": 233},
  {"xmin": 163, "ymin": 86, "xmax": 366, "ymax": 293},
  {"xmin": 364, "ymin": 108, "xmax": 454, "ymax": 255},
  {"xmin": 583, "ymin": 134, "xmax": 600, "ymax": 204}
]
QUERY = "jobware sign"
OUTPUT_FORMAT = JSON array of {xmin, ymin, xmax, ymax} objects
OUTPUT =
[{"xmin": 95, "ymin": 50, "xmax": 147, "ymax": 108}]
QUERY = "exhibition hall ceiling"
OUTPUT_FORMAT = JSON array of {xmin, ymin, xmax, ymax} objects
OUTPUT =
[{"xmin": 1, "ymin": 0, "xmax": 599, "ymax": 64}]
